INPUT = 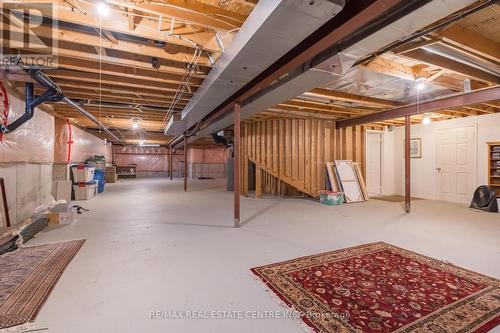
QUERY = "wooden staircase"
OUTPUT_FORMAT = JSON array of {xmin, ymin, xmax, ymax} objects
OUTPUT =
[{"xmin": 249, "ymin": 157, "xmax": 318, "ymax": 198}]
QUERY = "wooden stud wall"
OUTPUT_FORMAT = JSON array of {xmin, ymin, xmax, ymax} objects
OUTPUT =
[{"xmin": 240, "ymin": 118, "xmax": 366, "ymax": 198}]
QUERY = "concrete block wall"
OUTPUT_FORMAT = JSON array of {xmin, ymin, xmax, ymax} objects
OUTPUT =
[{"xmin": 0, "ymin": 163, "xmax": 53, "ymax": 226}]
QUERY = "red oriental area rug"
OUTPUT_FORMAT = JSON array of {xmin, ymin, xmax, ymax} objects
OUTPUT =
[{"xmin": 251, "ymin": 242, "xmax": 500, "ymax": 333}]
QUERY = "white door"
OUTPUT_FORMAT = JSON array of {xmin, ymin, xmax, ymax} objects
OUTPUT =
[
  {"xmin": 437, "ymin": 126, "xmax": 477, "ymax": 203},
  {"xmin": 366, "ymin": 131, "xmax": 383, "ymax": 195}
]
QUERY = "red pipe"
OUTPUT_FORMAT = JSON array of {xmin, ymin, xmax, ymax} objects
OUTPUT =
[{"xmin": 0, "ymin": 83, "xmax": 10, "ymax": 142}]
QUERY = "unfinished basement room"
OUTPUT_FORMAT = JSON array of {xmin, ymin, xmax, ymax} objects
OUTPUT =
[{"xmin": 1, "ymin": 0, "xmax": 500, "ymax": 332}]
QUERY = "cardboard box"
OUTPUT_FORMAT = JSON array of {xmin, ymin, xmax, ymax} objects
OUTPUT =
[
  {"xmin": 52, "ymin": 180, "xmax": 72, "ymax": 202},
  {"xmin": 48, "ymin": 203, "xmax": 75, "ymax": 225},
  {"xmin": 105, "ymin": 166, "xmax": 117, "ymax": 183}
]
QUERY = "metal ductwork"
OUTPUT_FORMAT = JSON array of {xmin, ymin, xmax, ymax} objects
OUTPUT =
[
  {"xmin": 170, "ymin": 0, "xmax": 346, "ymax": 136},
  {"xmin": 60, "ymin": 96, "xmax": 122, "ymax": 143},
  {"xmin": 190, "ymin": 0, "xmax": 482, "ymax": 141},
  {"xmin": 1, "ymin": 69, "xmax": 63, "ymax": 134},
  {"xmin": 1, "ymin": 81, "xmax": 62, "ymax": 134},
  {"xmin": 1, "ymin": 68, "xmax": 123, "ymax": 143}
]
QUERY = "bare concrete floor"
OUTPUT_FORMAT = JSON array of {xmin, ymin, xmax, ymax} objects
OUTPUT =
[{"xmin": 27, "ymin": 178, "xmax": 500, "ymax": 333}]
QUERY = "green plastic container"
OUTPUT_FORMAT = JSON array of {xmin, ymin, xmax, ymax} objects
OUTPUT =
[{"xmin": 319, "ymin": 191, "xmax": 344, "ymax": 206}]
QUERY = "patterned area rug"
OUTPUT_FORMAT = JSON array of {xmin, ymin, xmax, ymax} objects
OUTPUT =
[
  {"xmin": 0, "ymin": 240, "xmax": 85, "ymax": 329},
  {"xmin": 251, "ymin": 242, "xmax": 500, "ymax": 333}
]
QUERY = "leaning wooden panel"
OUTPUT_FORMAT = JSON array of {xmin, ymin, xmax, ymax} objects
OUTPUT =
[
  {"xmin": 334, "ymin": 160, "xmax": 364, "ymax": 203},
  {"xmin": 353, "ymin": 162, "xmax": 369, "ymax": 201},
  {"xmin": 325, "ymin": 162, "xmax": 340, "ymax": 192}
]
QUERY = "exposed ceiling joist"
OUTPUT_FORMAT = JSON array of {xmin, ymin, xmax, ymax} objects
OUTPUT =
[
  {"xmin": 53, "ymin": 57, "xmax": 206, "ymax": 83},
  {"xmin": 336, "ymin": 86, "xmax": 500, "ymax": 128},
  {"xmin": 46, "ymin": 71, "xmax": 198, "ymax": 92},
  {"xmin": 5, "ymin": 0, "xmax": 220, "ymax": 52},
  {"xmin": 45, "ymin": 69, "xmax": 201, "ymax": 88},
  {"xmin": 107, "ymin": 0, "xmax": 246, "ymax": 31},
  {"xmin": 402, "ymin": 49, "xmax": 500, "ymax": 84},
  {"xmin": 435, "ymin": 24, "xmax": 500, "ymax": 63},
  {"xmin": 8, "ymin": 23, "xmax": 213, "ymax": 67},
  {"xmin": 306, "ymin": 88, "xmax": 401, "ymax": 108}
]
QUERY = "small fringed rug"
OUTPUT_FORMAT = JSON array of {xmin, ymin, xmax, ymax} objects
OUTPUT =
[
  {"xmin": 0, "ymin": 239, "xmax": 85, "ymax": 329},
  {"xmin": 251, "ymin": 242, "xmax": 500, "ymax": 333}
]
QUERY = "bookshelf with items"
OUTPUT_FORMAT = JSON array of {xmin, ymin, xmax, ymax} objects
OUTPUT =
[{"xmin": 488, "ymin": 142, "xmax": 500, "ymax": 197}]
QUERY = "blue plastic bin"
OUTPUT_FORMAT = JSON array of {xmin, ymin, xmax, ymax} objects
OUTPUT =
[{"xmin": 93, "ymin": 170, "xmax": 106, "ymax": 193}]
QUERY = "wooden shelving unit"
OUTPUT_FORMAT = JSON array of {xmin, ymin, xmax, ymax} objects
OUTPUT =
[
  {"xmin": 487, "ymin": 142, "xmax": 500, "ymax": 197},
  {"xmin": 116, "ymin": 165, "xmax": 137, "ymax": 178}
]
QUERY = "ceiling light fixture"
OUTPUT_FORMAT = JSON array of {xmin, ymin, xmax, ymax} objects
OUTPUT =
[
  {"xmin": 139, "ymin": 140, "xmax": 144, "ymax": 146},
  {"xmin": 416, "ymin": 77, "xmax": 426, "ymax": 91},
  {"xmin": 97, "ymin": 2, "xmax": 110, "ymax": 16},
  {"xmin": 131, "ymin": 117, "xmax": 141, "ymax": 130},
  {"xmin": 422, "ymin": 116, "xmax": 432, "ymax": 125}
]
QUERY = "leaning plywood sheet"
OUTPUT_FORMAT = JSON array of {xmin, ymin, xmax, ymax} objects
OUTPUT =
[
  {"xmin": 334, "ymin": 161, "xmax": 364, "ymax": 203},
  {"xmin": 353, "ymin": 162, "xmax": 369, "ymax": 201},
  {"xmin": 325, "ymin": 162, "xmax": 340, "ymax": 192}
]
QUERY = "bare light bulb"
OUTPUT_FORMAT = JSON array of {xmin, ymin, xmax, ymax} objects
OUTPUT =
[
  {"xmin": 416, "ymin": 82, "xmax": 425, "ymax": 90},
  {"xmin": 422, "ymin": 116, "xmax": 432, "ymax": 125},
  {"xmin": 97, "ymin": 2, "xmax": 110, "ymax": 16},
  {"xmin": 139, "ymin": 140, "xmax": 144, "ymax": 146},
  {"xmin": 132, "ymin": 122, "xmax": 139, "ymax": 129}
]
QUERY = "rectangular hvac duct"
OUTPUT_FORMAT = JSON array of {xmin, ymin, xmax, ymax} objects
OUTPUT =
[
  {"xmin": 179, "ymin": 0, "xmax": 346, "ymax": 130},
  {"xmin": 164, "ymin": 113, "xmax": 186, "ymax": 136},
  {"xmin": 191, "ymin": 0, "xmax": 479, "ymax": 140}
]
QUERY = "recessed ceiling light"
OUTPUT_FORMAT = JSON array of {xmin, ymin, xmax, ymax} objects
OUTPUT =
[
  {"xmin": 416, "ymin": 77, "xmax": 426, "ymax": 90},
  {"xmin": 97, "ymin": 2, "xmax": 110, "ymax": 16}
]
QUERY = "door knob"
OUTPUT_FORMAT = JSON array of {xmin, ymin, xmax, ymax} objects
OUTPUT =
[{"xmin": 436, "ymin": 168, "xmax": 442, "ymax": 171}]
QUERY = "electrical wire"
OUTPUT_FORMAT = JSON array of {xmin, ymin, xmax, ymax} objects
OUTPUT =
[{"xmin": 161, "ymin": 46, "xmax": 203, "ymax": 129}]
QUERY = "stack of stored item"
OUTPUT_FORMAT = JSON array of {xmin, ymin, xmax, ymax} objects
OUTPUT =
[
  {"xmin": 86, "ymin": 155, "xmax": 108, "ymax": 192},
  {"xmin": 86, "ymin": 155, "xmax": 106, "ymax": 171},
  {"xmin": 105, "ymin": 166, "xmax": 117, "ymax": 183},
  {"xmin": 93, "ymin": 169, "xmax": 106, "ymax": 193},
  {"xmin": 325, "ymin": 161, "xmax": 368, "ymax": 203},
  {"xmin": 71, "ymin": 163, "xmax": 97, "ymax": 200}
]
